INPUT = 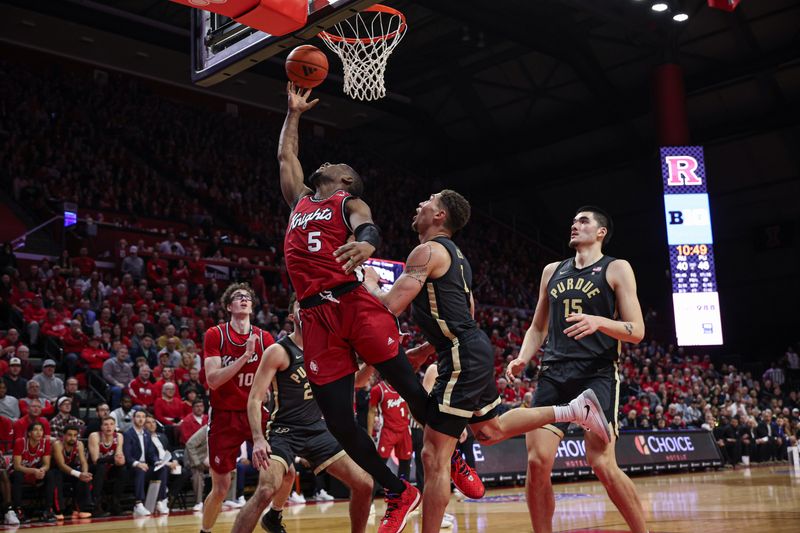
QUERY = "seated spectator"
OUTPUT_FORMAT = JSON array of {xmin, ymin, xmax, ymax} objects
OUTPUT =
[
  {"xmin": 131, "ymin": 334, "xmax": 159, "ymax": 369},
  {"xmin": 152, "ymin": 352, "xmax": 171, "ymax": 379},
  {"xmin": 13, "ymin": 399, "xmax": 51, "ymax": 438},
  {"xmin": 110, "ymin": 395, "xmax": 136, "ymax": 433},
  {"xmin": 179, "ymin": 368, "xmax": 206, "ymax": 403},
  {"xmin": 51, "ymin": 425, "xmax": 93, "ymax": 519},
  {"xmin": 87, "ymin": 416, "xmax": 126, "ymax": 517},
  {"xmin": 32, "ymin": 359, "xmax": 64, "ymax": 403},
  {"xmin": 756, "ymin": 409, "xmax": 777, "ymax": 462},
  {"xmin": 11, "ymin": 422, "xmax": 56, "ymax": 523},
  {"xmin": 19, "ymin": 380, "xmax": 55, "ymax": 418},
  {"xmin": 156, "ymin": 325, "xmax": 178, "ymax": 351},
  {"xmin": 0, "ymin": 329, "xmax": 22, "ymax": 358},
  {"xmin": 160, "ymin": 338, "xmax": 183, "ymax": 368},
  {"xmin": 123, "ymin": 410, "xmax": 169, "ymax": 517},
  {"xmin": 81, "ymin": 335, "xmax": 110, "ymax": 371},
  {"xmin": 122, "ymin": 246, "xmax": 144, "ymax": 282},
  {"xmin": 180, "ymin": 399, "xmax": 208, "ymax": 445},
  {"xmin": 22, "ymin": 295, "xmax": 46, "ymax": 346},
  {"xmin": 71, "ymin": 299, "xmax": 96, "ymax": 329},
  {"xmin": 154, "ymin": 382, "xmax": 187, "ymax": 427},
  {"xmin": 0, "ymin": 414, "xmax": 13, "ymax": 452},
  {"xmin": 622, "ymin": 409, "xmax": 642, "ymax": 430},
  {"xmin": 0, "ymin": 380, "xmax": 20, "ymax": 420},
  {"xmin": 184, "ymin": 424, "xmax": 209, "ymax": 511},
  {"xmin": 128, "ymin": 366, "xmax": 157, "ymax": 409},
  {"xmin": 102, "ymin": 346, "xmax": 134, "ymax": 409},
  {"xmin": 62, "ymin": 320, "xmax": 88, "ymax": 377},
  {"xmin": 153, "ymin": 366, "xmax": 177, "ymax": 398},
  {"xmin": 50, "ymin": 397, "xmax": 85, "ymax": 439},
  {"xmin": 84, "ymin": 403, "xmax": 111, "ymax": 435},
  {"xmin": 41, "ymin": 309, "xmax": 70, "ymax": 344},
  {"xmin": 145, "ymin": 414, "xmax": 187, "ymax": 509},
  {"xmin": 13, "ymin": 346, "xmax": 35, "ymax": 380},
  {"xmin": 175, "ymin": 352, "xmax": 197, "ymax": 384},
  {"xmin": 63, "ymin": 377, "xmax": 84, "ymax": 418}
]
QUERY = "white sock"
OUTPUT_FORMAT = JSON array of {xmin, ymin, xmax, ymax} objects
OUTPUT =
[{"xmin": 553, "ymin": 405, "xmax": 574, "ymax": 422}]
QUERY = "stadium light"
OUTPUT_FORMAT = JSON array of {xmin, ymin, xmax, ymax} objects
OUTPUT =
[
  {"xmin": 651, "ymin": 3, "xmax": 669, "ymax": 12},
  {"xmin": 673, "ymin": 12, "xmax": 689, "ymax": 21}
]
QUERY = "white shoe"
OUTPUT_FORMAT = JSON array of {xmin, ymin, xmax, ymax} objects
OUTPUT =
[
  {"xmin": 156, "ymin": 499, "xmax": 169, "ymax": 515},
  {"xmin": 369, "ymin": 503, "xmax": 376, "ymax": 516},
  {"xmin": 223, "ymin": 499, "xmax": 243, "ymax": 509},
  {"xmin": 192, "ymin": 502, "xmax": 204, "ymax": 512},
  {"xmin": 441, "ymin": 512, "xmax": 455, "ymax": 528},
  {"xmin": 288, "ymin": 491, "xmax": 306, "ymax": 504},
  {"xmin": 5, "ymin": 510, "xmax": 20, "ymax": 526},
  {"xmin": 133, "ymin": 502, "xmax": 151, "ymax": 517},
  {"xmin": 453, "ymin": 488, "xmax": 465, "ymax": 501},
  {"xmin": 569, "ymin": 389, "xmax": 611, "ymax": 443},
  {"xmin": 313, "ymin": 489, "xmax": 334, "ymax": 501},
  {"xmin": 236, "ymin": 495, "xmax": 246, "ymax": 506}
]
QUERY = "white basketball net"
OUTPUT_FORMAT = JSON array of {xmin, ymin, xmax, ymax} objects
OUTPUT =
[{"xmin": 319, "ymin": 7, "xmax": 406, "ymax": 101}]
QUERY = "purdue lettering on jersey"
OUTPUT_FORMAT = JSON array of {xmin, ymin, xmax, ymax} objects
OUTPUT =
[
  {"xmin": 411, "ymin": 237, "xmax": 478, "ymax": 351},
  {"xmin": 544, "ymin": 256, "xmax": 620, "ymax": 363},
  {"xmin": 268, "ymin": 337, "xmax": 324, "ymax": 432},
  {"xmin": 283, "ymin": 190, "xmax": 363, "ymax": 301}
]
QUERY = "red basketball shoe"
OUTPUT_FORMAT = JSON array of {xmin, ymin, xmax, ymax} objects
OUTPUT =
[
  {"xmin": 451, "ymin": 449, "xmax": 485, "ymax": 499},
  {"xmin": 377, "ymin": 480, "xmax": 420, "ymax": 533}
]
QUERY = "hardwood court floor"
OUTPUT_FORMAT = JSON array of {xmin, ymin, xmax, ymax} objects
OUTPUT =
[{"xmin": 8, "ymin": 465, "xmax": 800, "ymax": 532}]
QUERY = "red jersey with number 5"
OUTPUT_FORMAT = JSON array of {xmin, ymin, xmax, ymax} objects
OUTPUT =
[
  {"xmin": 203, "ymin": 323, "xmax": 274, "ymax": 411},
  {"xmin": 284, "ymin": 190, "xmax": 362, "ymax": 301},
  {"xmin": 369, "ymin": 381, "xmax": 410, "ymax": 434}
]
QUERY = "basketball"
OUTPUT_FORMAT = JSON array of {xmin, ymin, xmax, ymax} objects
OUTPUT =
[{"xmin": 285, "ymin": 45, "xmax": 329, "ymax": 89}]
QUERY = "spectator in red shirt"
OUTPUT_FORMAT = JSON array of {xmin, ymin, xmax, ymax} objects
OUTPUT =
[
  {"xmin": 174, "ymin": 352, "xmax": 196, "ymax": 384},
  {"xmin": 128, "ymin": 366, "xmax": 157, "ymax": 409},
  {"xmin": 22, "ymin": 295, "xmax": 47, "ymax": 346},
  {"xmin": 154, "ymin": 382, "xmax": 187, "ymax": 426},
  {"xmin": 153, "ymin": 366, "xmax": 177, "ymax": 398},
  {"xmin": 41, "ymin": 309, "xmax": 70, "ymax": 342},
  {"xmin": 72, "ymin": 247, "xmax": 96, "ymax": 277},
  {"xmin": 187, "ymin": 250, "xmax": 205, "ymax": 286},
  {"xmin": 179, "ymin": 399, "xmax": 207, "ymax": 444},
  {"xmin": 152, "ymin": 353, "xmax": 171, "ymax": 379},
  {"xmin": 12, "ymin": 399, "xmax": 51, "ymax": 438},
  {"xmin": 14, "ymin": 345, "xmax": 35, "ymax": 380},
  {"xmin": 51, "ymin": 295, "xmax": 72, "ymax": 322},
  {"xmin": 0, "ymin": 414, "xmax": 13, "ymax": 452},
  {"xmin": 146, "ymin": 251, "xmax": 169, "ymax": 285},
  {"xmin": 0, "ymin": 328, "xmax": 22, "ymax": 358},
  {"xmin": 80, "ymin": 336, "xmax": 110, "ymax": 371},
  {"xmin": 19, "ymin": 381, "xmax": 55, "ymax": 418}
]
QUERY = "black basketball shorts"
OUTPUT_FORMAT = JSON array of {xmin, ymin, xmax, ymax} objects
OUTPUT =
[
  {"xmin": 531, "ymin": 358, "xmax": 621, "ymax": 438},
  {"xmin": 427, "ymin": 330, "xmax": 501, "ymax": 439},
  {"xmin": 268, "ymin": 420, "xmax": 345, "ymax": 474}
]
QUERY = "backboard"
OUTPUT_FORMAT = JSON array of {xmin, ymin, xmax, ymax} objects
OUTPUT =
[{"xmin": 191, "ymin": 0, "xmax": 377, "ymax": 87}]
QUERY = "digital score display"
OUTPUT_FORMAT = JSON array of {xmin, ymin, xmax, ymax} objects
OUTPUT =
[
  {"xmin": 661, "ymin": 146, "xmax": 723, "ymax": 346},
  {"xmin": 364, "ymin": 258, "xmax": 405, "ymax": 292}
]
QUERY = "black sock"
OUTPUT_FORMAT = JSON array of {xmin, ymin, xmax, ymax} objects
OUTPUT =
[
  {"xmin": 267, "ymin": 507, "xmax": 282, "ymax": 518},
  {"xmin": 375, "ymin": 348, "xmax": 430, "ymax": 426},
  {"xmin": 311, "ymin": 375, "xmax": 406, "ymax": 494}
]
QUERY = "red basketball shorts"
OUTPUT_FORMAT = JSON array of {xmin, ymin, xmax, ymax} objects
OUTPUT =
[
  {"xmin": 207, "ymin": 409, "xmax": 252, "ymax": 474},
  {"xmin": 377, "ymin": 427, "xmax": 412, "ymax": 460},
  {"xmin": 300, "ymin": 286, "xmax": 400, "ymax": 386}
]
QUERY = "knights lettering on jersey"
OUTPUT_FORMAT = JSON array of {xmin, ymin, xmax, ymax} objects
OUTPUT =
[
  {"xmin": 544, "ymin": 256, "xmax": 620, "ymax": 363},
  {"xmin": 14, "ymin": 437, "xmax": 50, "ymax": 469},
  {"xmin": 284, "ymin": 190, "xmax": 362, "ymax": 301},
  {"xmin": 370, "ymin": 382, "xmax": 409, "ymax": 434}
]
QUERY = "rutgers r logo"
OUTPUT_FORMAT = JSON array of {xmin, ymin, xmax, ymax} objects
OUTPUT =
[{"xmin": 665, "ymin": 156, "xmax": 703, "ymax": 186}]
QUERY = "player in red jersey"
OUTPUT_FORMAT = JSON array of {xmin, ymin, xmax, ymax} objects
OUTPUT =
[
  {"xmin": 11, "ymin": 422, "xmax": 56, "ymax": 523},
  {"xmin": 368, "ymin": 380, "xmax": 413, "ymax": 480},
  {"xmin": 87, "ymin": 416, "xmax": 126, "ymax": 517},
  {"xmin": 200, "ymin": 282, "xmax": 274, "ymax": 533},
  {"xmin": 279, "ymin": 82, "xmax": 474, "ymax": 533}
]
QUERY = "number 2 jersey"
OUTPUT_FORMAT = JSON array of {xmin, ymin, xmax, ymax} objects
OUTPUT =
[
  {"xmin": 283, "ymin": 190, "xmax": 362, "ymax": 302},
  {"xmin": 203, "ymin": 323, "xmax": 274, "ymax": 411},
  {"xmin": 266, "ymin": 336, "xmax": 325, "ymax": 432}
]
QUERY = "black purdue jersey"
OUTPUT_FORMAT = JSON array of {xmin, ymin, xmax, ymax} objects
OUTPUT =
[
  {"xmin": 268, "ymin": 336, "xmax": 324, "ymax": 429},
  {"xmin": 544, "ymin": 255, "xmax": 620, "ymax": 363},
  {"xmin": 411, "ymin": 237, "xmax": 478, "ymax": 351}
]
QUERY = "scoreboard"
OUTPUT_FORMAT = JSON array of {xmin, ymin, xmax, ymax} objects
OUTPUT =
[
  {"xmin": 661, "ymin": 146, "xmax": 723, "ymax": 346},
  {"xmin": 364, "ymin": 258, "xmax": 405, "ymax": 292}
]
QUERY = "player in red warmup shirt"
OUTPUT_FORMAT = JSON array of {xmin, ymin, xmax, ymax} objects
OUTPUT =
[
  {"xmin": 200, "ymin": 283, "xmax": 274, "ymax": 533},
  {"xmin": 280, "ymin": 82, "xmax": 468, "ymax": 533},
  {"xmin": 369, "ymin": 380, "xmax": 413, "ymax": 481},
  {"xmin": 11, "ymin": 422, "xmax": 56, "ymax": 523}
]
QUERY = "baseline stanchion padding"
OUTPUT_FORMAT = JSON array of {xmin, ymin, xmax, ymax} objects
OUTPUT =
[
  {"xmin": 235, "ymin": 0, "xmax": 308, "ymax": 36},
  {"xmin": 169, "ymin": 0, "xmax": 259, "ymax": 20}
]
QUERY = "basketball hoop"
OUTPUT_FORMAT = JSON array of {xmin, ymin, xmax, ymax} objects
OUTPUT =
[{"xmin": 319, "ymin": 4, "xmax": 407, "ymax": 101}]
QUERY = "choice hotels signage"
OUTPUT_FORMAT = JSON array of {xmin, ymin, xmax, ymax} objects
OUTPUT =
[{"xmin": 472, "ymin": 430, "xmax": 722, "ymax": 482}]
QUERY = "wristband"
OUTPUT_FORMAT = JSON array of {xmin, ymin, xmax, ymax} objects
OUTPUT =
[{"xmin": 70, "ymin": 469, "xmax": 81, "ymax": 478}]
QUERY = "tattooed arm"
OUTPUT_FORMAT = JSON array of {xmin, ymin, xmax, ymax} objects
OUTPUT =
[{"xmin": 363, "ymin": 241, "xmax": 451, "ymax": 316}]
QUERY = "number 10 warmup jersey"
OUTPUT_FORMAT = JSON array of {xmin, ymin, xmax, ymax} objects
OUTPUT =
[
  {"xmin": 203, "ymin": 323, "xmax": 274, "ymax": 411},
  {"xmin": 284, "ymin": 190, "xmax": 362, "ymax": 302}
]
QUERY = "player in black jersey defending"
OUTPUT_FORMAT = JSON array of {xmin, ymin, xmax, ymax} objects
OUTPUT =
[
  {"xmin": 506, "ymin": 206, "xmax": 648, "ymax": 533},
  {"xmin": 230, "ymin": 294, "xmax": 374, "ymax": 533},
  {"xmin": 363, "ymin": 191, "xmax": 611, "ymax": 533}
]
